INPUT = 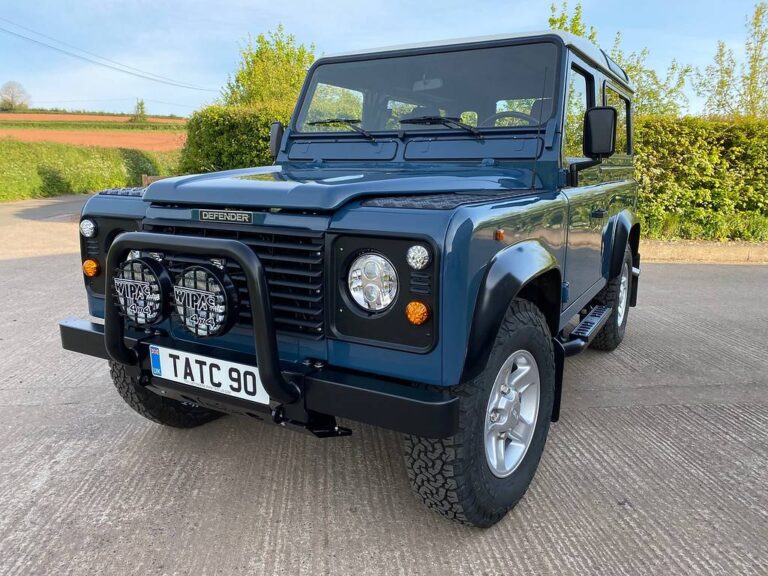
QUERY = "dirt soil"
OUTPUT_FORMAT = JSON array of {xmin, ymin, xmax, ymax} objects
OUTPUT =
[
  {"xmin": 642, "ymin": 239, "xmax": 768, "ymax": 264},
  {"xmin": 0, "ymin": 128, "xmax": 186, "ymax": 151},
  {"xmin": 0, "ymin": 112, "xmax": 185, "ymax": 124}
]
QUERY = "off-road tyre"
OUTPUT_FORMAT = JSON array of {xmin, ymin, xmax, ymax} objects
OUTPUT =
[
  {"xmin": 109, "ymin": 361, "xmax": 222, "ymax": 428},
  {"xmin": 590, "ymin": 245, "xmax": 633, "ymax": 351},
  {"xmin": 403, "ymin": 299, "xmax": 555, "ymax": 528}
]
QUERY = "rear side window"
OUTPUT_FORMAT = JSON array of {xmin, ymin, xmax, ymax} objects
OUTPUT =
[
  {"xmin": 563, "ymin": 66, "xmax": 592, "ymax": 160},
  {"xmin": 605, "ymin": 86, "xmax": 631, "ymax": 154}
]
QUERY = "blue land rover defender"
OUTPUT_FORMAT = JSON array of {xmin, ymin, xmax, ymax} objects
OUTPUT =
[{"xmin": 61, "ymin": 31, "xmax": 640, "ymax": 527}]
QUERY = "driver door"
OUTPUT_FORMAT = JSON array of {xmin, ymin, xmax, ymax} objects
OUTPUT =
[{"xmin": 561, "ymin": 59, "xmax": 606, "ymax": 309}]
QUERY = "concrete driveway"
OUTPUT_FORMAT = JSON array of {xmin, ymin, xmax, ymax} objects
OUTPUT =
[{"xmin": 0, "ymin": 197, "xmax": 766, "ymax": 575}]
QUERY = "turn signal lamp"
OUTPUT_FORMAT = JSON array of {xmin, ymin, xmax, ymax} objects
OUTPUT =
[
  {"xmin": 82, "ymin": 259, "xmax": 100, "ymax": 277},
  {"xmin": 405, "ymin": 301, "xmax": 430, "ymax": 326}
]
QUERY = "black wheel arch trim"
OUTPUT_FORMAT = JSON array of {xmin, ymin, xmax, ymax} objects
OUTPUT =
[
  {"xmin": 608, "ymin": 210, "xmax": 635, "ymax": 279},
  {"xmin": 460, "ymin": 239, "xmax": 561, "ymax": 384}
]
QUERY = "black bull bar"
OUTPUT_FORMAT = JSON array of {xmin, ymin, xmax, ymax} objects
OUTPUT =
[{"xmin": 60, "ymin": 232, "xmax": 459, "ymax": 438}]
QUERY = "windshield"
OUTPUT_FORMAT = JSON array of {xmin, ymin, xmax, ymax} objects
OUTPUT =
[{"xmin": 295, "ymin": 42, "xmax": 558, "ymax": 134}]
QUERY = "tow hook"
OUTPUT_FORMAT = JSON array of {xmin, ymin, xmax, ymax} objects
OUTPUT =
[{"xmin": 271, "ymin": 405, "xmax": 352, "ymax": 439}]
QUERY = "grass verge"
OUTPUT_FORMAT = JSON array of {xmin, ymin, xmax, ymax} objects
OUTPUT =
[{"xmin": 0, "ymin": 138, "xmax": 179, "ymax": 201}]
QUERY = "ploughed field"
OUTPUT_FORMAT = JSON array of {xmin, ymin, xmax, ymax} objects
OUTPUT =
[
  {"xmin": 0, "ymin": 112, "xmax": 186, "ymax": 124},
  {"xmin": 0, "ymin": 111, "xmax": 187, "ymax": 151},
  {"xmin": 0, "ymin": 128, "xmax": 186, "ymax": 151}
]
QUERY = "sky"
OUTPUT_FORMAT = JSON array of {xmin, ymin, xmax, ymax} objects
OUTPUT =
[{"xmin": 0, "ymin": 0, "xmax": 761, "ymax": 116}]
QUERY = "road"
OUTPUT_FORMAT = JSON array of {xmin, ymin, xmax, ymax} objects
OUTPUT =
[{"xmin": 0, "ymin": 197, "xmax": 766, "ymax": 575}]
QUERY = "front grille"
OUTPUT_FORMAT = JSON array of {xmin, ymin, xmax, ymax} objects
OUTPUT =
[{"xmin": 142, "ymin": 221, "xmax": 325, "ymax": 340}]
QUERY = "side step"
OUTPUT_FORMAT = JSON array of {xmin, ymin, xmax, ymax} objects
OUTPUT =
[{"xmin": 562, "ymin": 305, "xmax": 613, "ymax": 357}]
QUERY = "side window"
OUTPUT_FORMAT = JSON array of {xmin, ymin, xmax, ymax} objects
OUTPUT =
[
  {"xmin": 564, "ymin": 67, "xmax": 591, "ymax": 160},
  {"xmin": 605, "ymin": 87, "xmax": 630, "ymax": 155}
]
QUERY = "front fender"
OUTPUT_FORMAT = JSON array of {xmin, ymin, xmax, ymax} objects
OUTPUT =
[{"xmin": 460, "ymin": 240, "xmax": 560, "ymax": 382}]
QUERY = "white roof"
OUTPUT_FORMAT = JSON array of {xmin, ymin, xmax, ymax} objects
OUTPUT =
[{"xmin": 323, "ymin": 30, "xmax": 632, "ymax": 90}]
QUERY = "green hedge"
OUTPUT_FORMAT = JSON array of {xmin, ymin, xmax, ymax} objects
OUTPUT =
[
  {"xmin": 179, "ymin": 104, "xmax": 291, "ymax": 173},
  {"xmin": 0, "ymin": 138, "xmax": 178, "ymax": 201},
  {"xmin": 635, "ymin": 117, "xmax": 768, "ymax": 241},
  {"xmin": 181, "ymin": 107, "xmax": 768, "ymax": 241}
]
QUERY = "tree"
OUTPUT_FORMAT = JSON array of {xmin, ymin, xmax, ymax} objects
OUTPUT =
[
  {"xmin": 130, "ymin": 99, "xmax": 148, "ymax": 122},
  {"xmin": 222, "ymin": 25, "xmax": 315, "ymax": 107},
  {"xmin": 610, "ymin": 34, "xmax": 691, "ymax": 117},
  {"xmin": 694, "ymin": 41, "xmax": 738, "ymax": 117},
  {"xmin": 696, "ymin": 2, "xmax": 768, "ymax": 118},
  {"xmin": 0, "ymin": 81, "xmax": 30, "ymax": 111},
  {"xmin": 548, "ymin": 2, "xmax": 691, "ymax": 116},
  {"xmin": 741, "ymin": 2, "xmax": 768, "ymax": 116},
  {"xmin": 548, "ymin": 1, "xmax": 597, "ymax": 43}
]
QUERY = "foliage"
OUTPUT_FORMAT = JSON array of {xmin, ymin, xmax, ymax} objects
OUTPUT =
[
  {"xmin": 635, "ymin": 116, "xmax": 768, "ymax": 241},
  {"xmin": 180, "ymin": 105, "xmax": 768, "ymax": 241},
  {"xmin": 0, "ymin": 81, "xmax": 30, "ymax": 111},
  {"xmin": 179, "ymin": 103, "xmax": 291, "ymax": 173},
  {"xmin": 548, "ymin": 2, "xmax": 596, "ymax": 43},
  {"xmin": 694, "ymin": 41, "xmax": 738, "ymax": 117},
  {"xmin": 222, "ymin": 25, "xmax": 315, "ymax": 108},
  {"xmin": 0, "ymin": 138, "xmax": 178, "ymax": 201},
  {"xmin": 130, "ymin": 99, "xmax": 148, "ymax": 123},
  {"xmin": 610, "ymin": 34, "xmax": 691, "ymax": 117},
  {"xmin": 741, "ymin": 2, "xmax": 768, "ymax": 116},
  {"xmin": 549, "ymin": 2, "xmax": 691, "ymax": 117},
  {"xmin": 696, "ymin": 2, "xmax": 768, "ymax": 118}
]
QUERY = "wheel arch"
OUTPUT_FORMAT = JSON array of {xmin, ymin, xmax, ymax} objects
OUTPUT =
[
  {"xmin": 460, "ymin": 240, "xmax": 561, "ymax": 384},
  {"xmin": 608, "ymin": 210, "xmax": 635, "ymax": 279}
]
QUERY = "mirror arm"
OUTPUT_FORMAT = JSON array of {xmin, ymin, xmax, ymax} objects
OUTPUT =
[{"xmin": 567, "ymin": 157, "xmax": 602, "ymax": 187}]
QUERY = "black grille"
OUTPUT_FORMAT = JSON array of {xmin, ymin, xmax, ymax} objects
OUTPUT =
[{"xmin": 142, "ymin": 221, "xmax": 325, "ymax": 340}]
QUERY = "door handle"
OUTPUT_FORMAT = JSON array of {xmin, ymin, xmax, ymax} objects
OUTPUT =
[{"xmin": 591, "ymin": 208, "xmax": 608, "ymax": 219}]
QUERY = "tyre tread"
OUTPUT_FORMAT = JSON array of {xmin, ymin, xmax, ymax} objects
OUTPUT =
[
  {"xmin": 403, "ymin": 299, "xmax": 552, "ymax": 527},
  {"xmin": 109, "ymin": 361, "xmax": 220, "ymax": 428}
]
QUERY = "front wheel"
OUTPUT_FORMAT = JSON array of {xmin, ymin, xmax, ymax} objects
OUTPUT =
[{"xmin": 403, "ymin": 299, "xmax": 555, "ymax": 527}]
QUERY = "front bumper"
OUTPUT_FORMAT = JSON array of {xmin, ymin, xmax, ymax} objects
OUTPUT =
[
  {"xmin": 60, "ymin": 230, "xmax": 458, "ymax": 438},
  {"xmin": 60, "ymin": 319, "xmax": 458, "ymax": 438}
]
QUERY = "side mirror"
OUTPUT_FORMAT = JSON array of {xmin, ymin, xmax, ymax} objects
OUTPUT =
[
  {"xmin": 269, "ymin": 121, "xmax": 284, "ymax": 159},
  {"xmin": 583, "ymin": 106, "xmax": 617, "ymax": 159}
]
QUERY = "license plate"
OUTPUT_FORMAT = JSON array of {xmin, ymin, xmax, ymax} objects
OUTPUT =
[{"xmin": 148, "ymin": 345, "xmax": 269, "ymax": 405}]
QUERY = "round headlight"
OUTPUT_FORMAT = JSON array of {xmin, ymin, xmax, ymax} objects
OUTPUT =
[
  {"xmin": 79, "ymin": 219, "xmax": 97, "ymax": 238},
  {"xmin": 347, "ymin": 253, "xmax": 398, "ymax": 312},
  {"xmin": 113, "ymin": 258, "xmax": 166, "ymax": 325},
  {"xmin": 406, "ymin": 245, "xmax": 430, "ymax": 270},
  {"xmin": 173, "ymin": 265, "xmax": 237, "ymax": 337}
]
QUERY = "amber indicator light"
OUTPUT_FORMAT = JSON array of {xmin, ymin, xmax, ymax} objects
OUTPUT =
[
  {"xmin": 405, "ymin": 301, "xmax": 430, "ymax": 326},
  {"xmin": 82, "ymin": 259, "xmax": 100, "ymax": 277}
]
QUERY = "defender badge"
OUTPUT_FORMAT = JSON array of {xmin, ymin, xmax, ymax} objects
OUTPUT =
[{"xmin": 198, "ymin": 209, "xmax": 253, "ymax": 224}]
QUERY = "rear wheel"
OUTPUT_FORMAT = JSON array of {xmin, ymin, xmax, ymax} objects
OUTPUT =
[
  {"xmin": 403, "ymin": 299, "xmax": 555, "ymax": 527},
  {"xmin": 109, "ymin": 361, "xmax": 222, "ymax": 428},
  {"xmin": 590, "ymin": 245, "xmax": 632, "ymax": 351}
]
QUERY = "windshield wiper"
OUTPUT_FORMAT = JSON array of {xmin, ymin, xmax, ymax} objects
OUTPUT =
[
  {"xmin": 307, "ymin": 118, "xmax": 375, "ymax": 141},
  {"xmin": 399, "ymin": 115, "xmax": 483, "ymax": 139}
]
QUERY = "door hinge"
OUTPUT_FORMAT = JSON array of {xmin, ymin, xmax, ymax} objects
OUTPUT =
[{"xmin": 561, "ymin": 282, "xmax": 570, "ymax": 303}]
